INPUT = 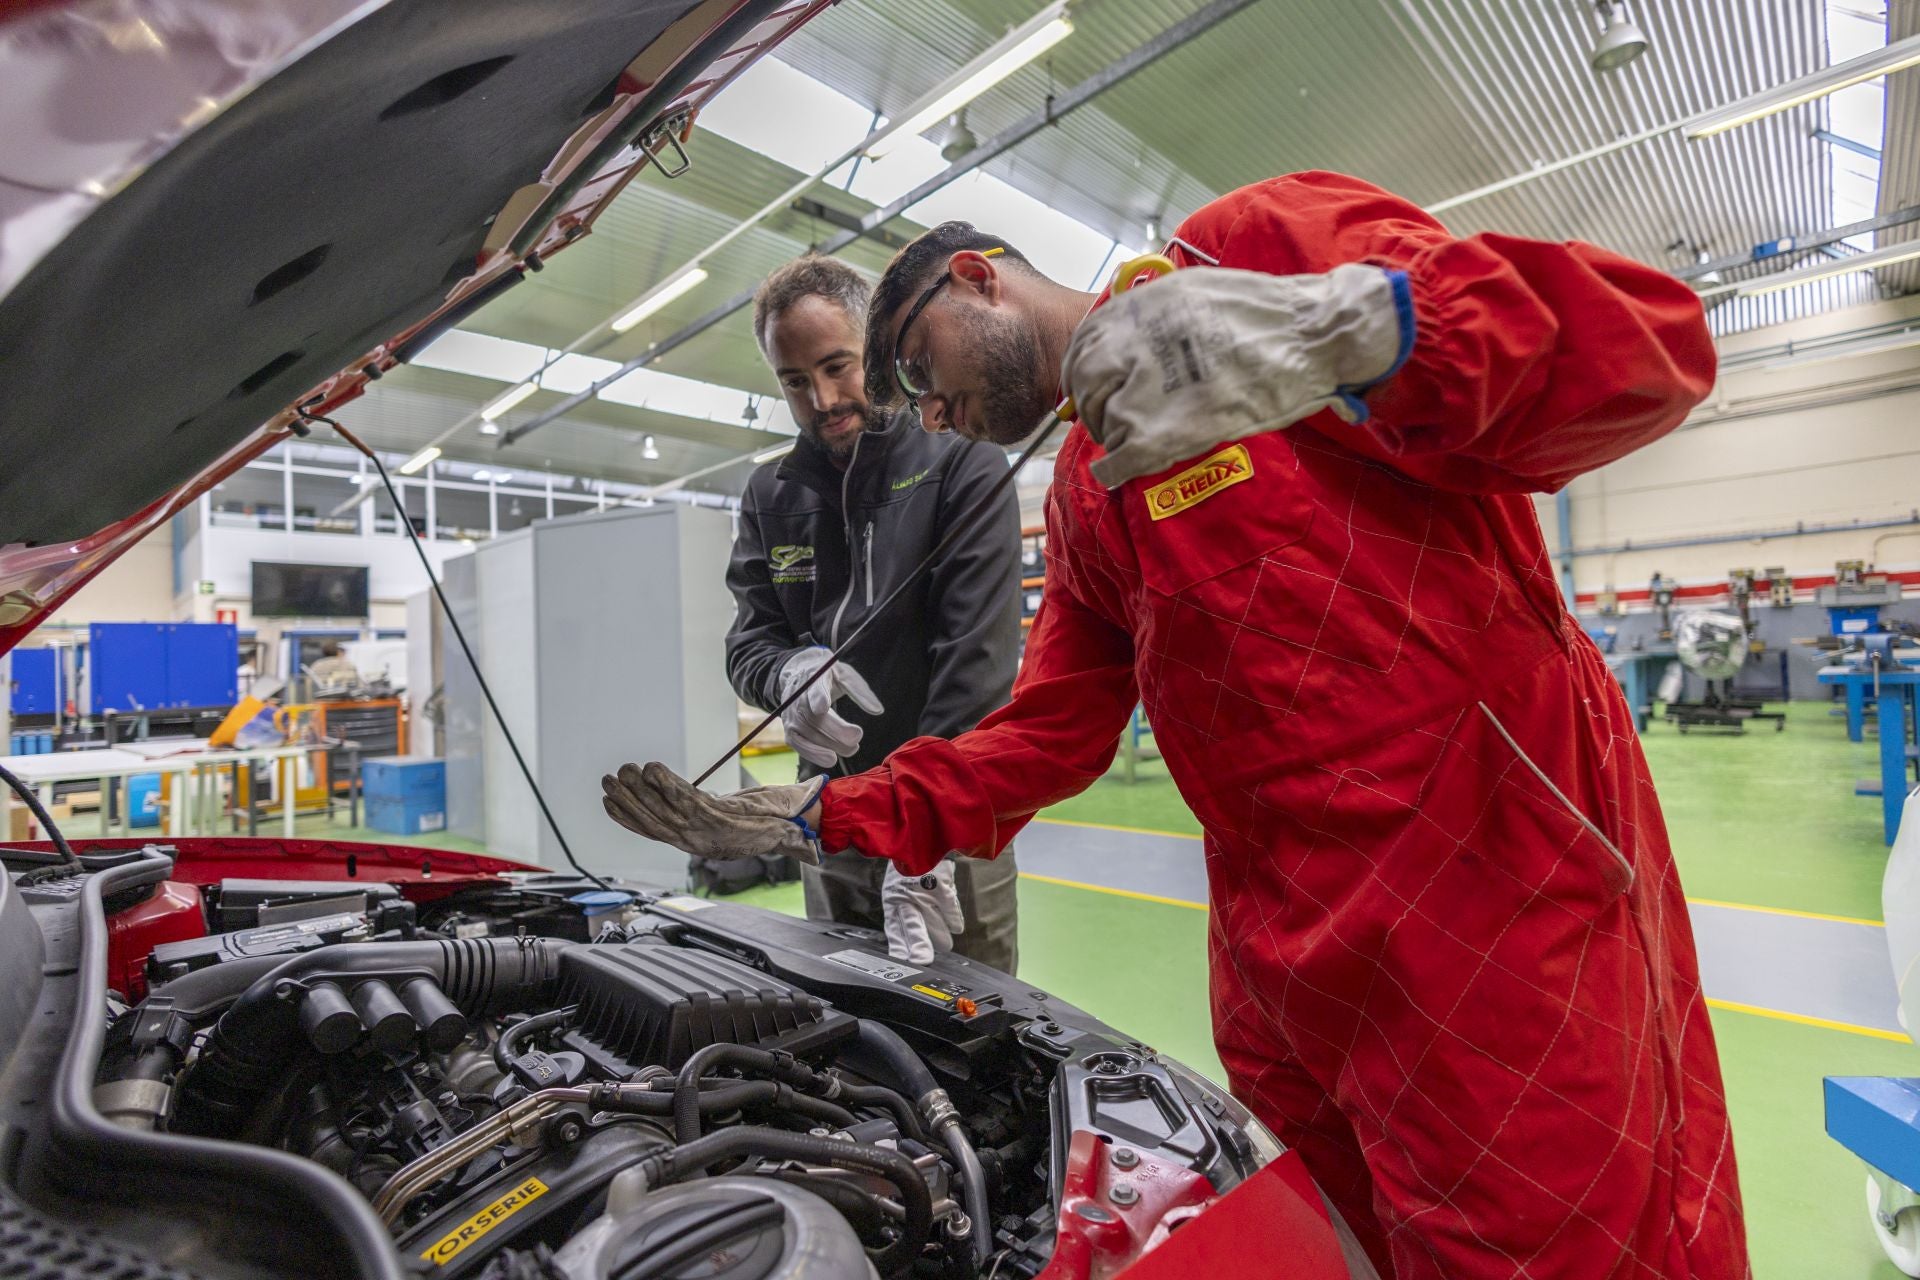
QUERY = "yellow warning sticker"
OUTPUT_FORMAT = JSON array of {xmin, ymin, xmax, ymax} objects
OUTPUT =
[
  {"xmin": 911, "ymin": 984, "xmax": 955, "ymax": 1002},
  {"xmin": 421, "ymin": 1176, "xmax": 548, "ymax": 1266}
]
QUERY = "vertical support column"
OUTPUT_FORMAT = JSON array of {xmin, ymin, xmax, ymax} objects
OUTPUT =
[
  {"xmin": 1555, "ymin": 489, "xmax": 1576, "ymax": 610},
  {"xmin": 1875, "ymin": 682, "xmax": 1910, "ymax": 845},
  {"xmin": 281, "ymin": 448, "xmax": 295, "ymax": 533}
]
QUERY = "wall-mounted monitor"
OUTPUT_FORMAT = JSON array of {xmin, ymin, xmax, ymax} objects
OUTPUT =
[{"xmin": 251, "ymin": 561, "xmax": 369, "ymax": 618}]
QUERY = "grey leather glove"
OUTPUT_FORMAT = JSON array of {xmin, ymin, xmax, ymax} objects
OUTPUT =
[
  {"xmin": 601, "ymin": 762, "xmax": 824, "ymax": 865},
  {"xmin": 1062, "ymin": 263, "xmax": 1412, "ymax": 487},
  {"xmin": 777, "ymin": 647, "xmax": 885, "ymax": 769},
  {"xmin": 881, "ymin": 858, "xmax": 966, "ymax": 964}
]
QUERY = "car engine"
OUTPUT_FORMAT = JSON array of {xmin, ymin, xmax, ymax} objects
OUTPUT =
[{"xmin": 1, "ymin": 846, "xmax": 1309, "ymax": 1280}]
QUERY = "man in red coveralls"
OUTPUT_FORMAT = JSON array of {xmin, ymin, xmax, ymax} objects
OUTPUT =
[{"xmin": 604, "ymin": 171, "xmax": 1749, "ymax": 1279}]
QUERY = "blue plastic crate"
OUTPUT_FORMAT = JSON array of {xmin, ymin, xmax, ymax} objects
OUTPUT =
[
  {"xmin": 361, "ymin": 758, "xmax": 446, "ymax": 805},
  {"xmin": 366, "ymin": 794, "xmax": 446, "ymax": 837},
  {"xmin": 127, "ymin": 774, "xmax": 161, "ymax": 829}
]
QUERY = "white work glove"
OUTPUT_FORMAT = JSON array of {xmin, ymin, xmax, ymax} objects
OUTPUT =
[
  {"xmin": 881, "ymin": 858, "xmax": 966, "ymax": 964},
  {"xmin": 601, "ymin": 762, "xmax": 825, "ymax": 865},
  {"xmin": 777, "ymin": 647, "xmax": 885, "ymax": 769},
  {"xmin": 1062, "ymin": 263, "xmax": 1412, "ymax": 488}
]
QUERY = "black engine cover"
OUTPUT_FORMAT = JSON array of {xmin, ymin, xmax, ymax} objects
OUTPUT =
[{"xmin": 555, "ymin": 942, "xmax": 851, "ymax": 1075}]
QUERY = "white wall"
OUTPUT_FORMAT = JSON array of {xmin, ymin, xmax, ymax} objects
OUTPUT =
[
  {"xmin": 28, "ymin": 528, "xmax": 177, "ymax": 632},
  {"xmin": 1541, "ymin": 293, "xmax": 1920, "ymax": 600},
  {"xmin": 172, "ymin": 521, "xmax": 470, "ymax": 677}
]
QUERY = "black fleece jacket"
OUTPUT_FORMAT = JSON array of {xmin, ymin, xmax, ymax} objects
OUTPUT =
[{"xmin": 724, "ymin": 411, "xmax": 1022, "ymax": 782}]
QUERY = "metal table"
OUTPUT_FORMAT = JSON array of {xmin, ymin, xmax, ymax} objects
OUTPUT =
[
  {"xmin": 1817, "ymin": 665, "xmax": 1920, "ymax": 844},
  {"xmin": 1, "ymin": 743, "xmax": 321, "ymax": 839}
]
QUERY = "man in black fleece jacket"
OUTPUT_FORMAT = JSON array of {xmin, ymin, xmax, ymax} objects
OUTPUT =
[{"xmin": 724, "ymin": 254, "xmax": 1022, "ymax": 972}]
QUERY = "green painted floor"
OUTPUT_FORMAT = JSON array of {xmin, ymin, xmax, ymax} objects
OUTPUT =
[{"xmin": 291, "ymin": 701, "xmax": 1910, "ymax": 1277}]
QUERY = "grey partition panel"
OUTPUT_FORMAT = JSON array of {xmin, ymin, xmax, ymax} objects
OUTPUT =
[{"xmin": 442, "ymin": 505, "xmax": 742, "ymax": 888}]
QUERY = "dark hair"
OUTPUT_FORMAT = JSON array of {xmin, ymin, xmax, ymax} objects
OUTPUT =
[
  {"xmin": 863, "ymin": 221, "xmax": 1031, "ymax": 407},
  {"xmin": 752, "ymin": 254, "xmax": 873, "ymax": 352}
]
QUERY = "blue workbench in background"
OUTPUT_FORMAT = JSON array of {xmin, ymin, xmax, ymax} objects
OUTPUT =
[{"xmin": 1818, "ymin": 663, "xmax": 1920, "ymax": 844}]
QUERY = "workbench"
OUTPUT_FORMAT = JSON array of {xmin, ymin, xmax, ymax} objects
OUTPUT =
[
  {"xmin": 1817, "ymin": 665, "xmax": 1920, "ymax": 844},
  {"xmin": 1, "ymin": 742, "xmax": 322, "ymax": 839},
  {"xmin": 1605, "ymin": 647, "xmax": 1677, "ymax": 733}
]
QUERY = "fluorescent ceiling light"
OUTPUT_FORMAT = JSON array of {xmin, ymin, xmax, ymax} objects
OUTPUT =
[
  {"xmin": 864, "ymin": 6, "xmax": 1073, "ymax": 160},
  {"xmin": 478, "ymin": 421, "xmax": 501, "ymax": 436},
  {"xmin": 398, "ymin": 446, "xmax": 440, "ymax": 475},
  {"xmin": 1735, "ymin": 242, "xmax": 1920, "ymax": 296},
  {"xmin": 1758, "ymin": 328, "xmax": 1920, "ymax": 372},
  {"xmin": 610, "ymin": 266, "xmax": 710, "ymax": 333},
  {"xmin": 1684, "ymin": 32, "xmax": 1920, "ymax": 139},
  {"xmin": 752, "ymin": 442, "xmax": 795, "ymax": 465},
  {"xmin": 642, "ymin": 434, "xmax": 660, "ymax": 460},
  {"xmin": 481, "ymin": 380, "xmax": 538, "ymax": 421},
  {"xmin": 473, "ymin": 469, "xmax": 491, "ymax": 481},
  {"xmin": 494, "ymin": 472, "xmax": 512, "ymax": 484}
]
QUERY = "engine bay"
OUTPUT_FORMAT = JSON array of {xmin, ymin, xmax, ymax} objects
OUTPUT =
[{"xmin": 0, "ymin": 843, "xmax": 1327, "ymax": 1280}]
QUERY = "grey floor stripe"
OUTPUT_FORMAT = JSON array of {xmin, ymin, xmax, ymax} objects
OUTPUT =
[
  {"xmin": 1689, "ymin": 903, "xmax": 1899, "ymax": 1033},
  {"xmin": 1021, "ymin": 820, "xmax": 1208, "ymax": 903},
  {"xmin": 1022, "ymin": 820, "xmax": 1902, "ymax": 1035}
]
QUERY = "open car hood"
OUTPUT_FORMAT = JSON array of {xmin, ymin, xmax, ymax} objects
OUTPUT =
[{"xmin": 0, "ymin": 0, "xmax": 828, "ymax": 653}]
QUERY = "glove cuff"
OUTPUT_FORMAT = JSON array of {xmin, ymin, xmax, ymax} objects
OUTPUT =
[
  {"xmin": 1331, "ymin": 266, "xmax": 1415, "ymax": 423},
  {"xmin": 783, "ymin": 776, "xmax": 828, "ymax": 845}
]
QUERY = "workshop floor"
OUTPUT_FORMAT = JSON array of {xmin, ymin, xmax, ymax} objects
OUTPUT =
[{"xmin": 288, "ymin": 702, "xmax": 1909, "ymax": 1278}]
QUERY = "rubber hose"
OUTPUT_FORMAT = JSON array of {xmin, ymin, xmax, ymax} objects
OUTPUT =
[
  {"xmin": 672, "ymin": 1043, "xmax": 821, "ymax": 1145},
  {"xmin": 635, "ymin": 1126, "xmax": 931, "ymax": 1275},
  {"xmin": 850, "ymin": 1020, "xmax": 937, "ymax": 1098},
  {"xmin": 854, "ymin": 1021, "xmax": 988, "ymax": 1265},
  {"xmin": 0, "ymin": 760, "xmax": 78, "ymax": 866},
  {"xmin": 173, "ymin": 937, "xmax": 569, "ymax": 1137},
  {"xmin": 597, "ymin": 1081, "xmax": 853, "ymax": 1130},
  {"xmin": 493, "ymin": 1004, "xmax": 576, "ymax": 1074},
  {"xmin": 942, "ymin": 1121, "xmax": 993, "ymax": 1267},
  {"xmin": 834, "ymin": 1083, "xmax": 927, "ymax": 1142}
]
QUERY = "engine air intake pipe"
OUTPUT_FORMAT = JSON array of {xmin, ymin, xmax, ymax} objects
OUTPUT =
[{"xmin": 172, "ymin": 937, "xmax": 569, "ymax": 1137}]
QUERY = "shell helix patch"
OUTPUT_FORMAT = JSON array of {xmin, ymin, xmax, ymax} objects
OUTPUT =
[{"xmin": 1143, "ymin": 442, "xmax": 1254, "ymax": 521}]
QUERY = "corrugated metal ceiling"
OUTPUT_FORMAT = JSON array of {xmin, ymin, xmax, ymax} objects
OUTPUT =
[
  {"xmin": 1878, "ymin": 0, "xmax": 1920, "ymax": 294},
  {"xmin": 373, "ymin": 0, "xmax": 1912, "ymax": 490}
]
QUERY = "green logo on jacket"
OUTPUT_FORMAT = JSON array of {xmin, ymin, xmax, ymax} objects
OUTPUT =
[{"xmin": 770, "ymin": 544, "xmax": 814, "ymax": 571}]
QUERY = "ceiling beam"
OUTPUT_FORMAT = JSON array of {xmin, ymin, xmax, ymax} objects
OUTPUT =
[
  {"xmin": 499, "ymin": 0, "xmax": 1264, "ymax": 447},
  {"xmin": 1677, "ymin": 205, "xmax": 1920, "ymax": 281}
]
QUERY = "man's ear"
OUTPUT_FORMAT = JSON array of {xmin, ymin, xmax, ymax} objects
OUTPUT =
[{"xmin": 948, "ymin": 250, "xmax": 1002, "ymax": 302}]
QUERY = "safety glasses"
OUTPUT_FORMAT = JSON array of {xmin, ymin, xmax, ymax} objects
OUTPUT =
[
  {"xmin": 891, "ymin": 246, "xmax": 1002, "ymax": 403},
  {"xmin": 891, "ymin": 276, "xmax": 948, "ymax": 403}
]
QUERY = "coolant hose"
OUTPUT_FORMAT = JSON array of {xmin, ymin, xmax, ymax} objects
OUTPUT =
[
  {"xmin": 493, "ymin": 1004, "xmax": 577, "ymax": 1074},
  {"xmin": 630, "ymin": 1125, "xmax": 931, "ymax": 1275},
  {"xmin": 854, "ymin": 1020, "xmax": 990, "ymax": 1266},
  {"xmin": 850, "ymin": 1020, "xmax": 937, "ymax": 1097},
  {"xmin": 671, "ymin": 1042, "xmax": 825, "ymax": 1145},
  {"xmin": 594, "ymin": 1080, "xmax": 855, "ymax": 1130},
  {"xmin": 172, "ymin": 936, "xmax": 569, "ymax": 1137}
]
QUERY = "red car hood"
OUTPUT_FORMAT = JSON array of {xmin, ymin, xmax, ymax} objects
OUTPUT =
[{"xmin": 0, "ymin": 0, "xmax": 825, "ymax": 654}]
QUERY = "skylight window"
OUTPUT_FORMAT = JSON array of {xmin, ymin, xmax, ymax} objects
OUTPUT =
[
  {"xmin": 1825, "ymin": 2, "xmax": 1886, "ymax": 251},
  {"xmin": 696, "ymin": 55, "xmax": 873, "ymax": 175}
]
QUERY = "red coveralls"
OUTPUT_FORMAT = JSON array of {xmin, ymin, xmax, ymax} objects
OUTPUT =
[{"xmin": 820, "ymin": 172, "xmax": 1749, "ymax": 1278}]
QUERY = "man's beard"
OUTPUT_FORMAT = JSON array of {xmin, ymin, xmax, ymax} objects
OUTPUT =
[
  {"xmin": 803, "ymin": 401, "xmax": 886, "ymax": 461},
  {"xmin": 957, "ymin": 306, "xmax": 1054, "ymax": 446}
]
